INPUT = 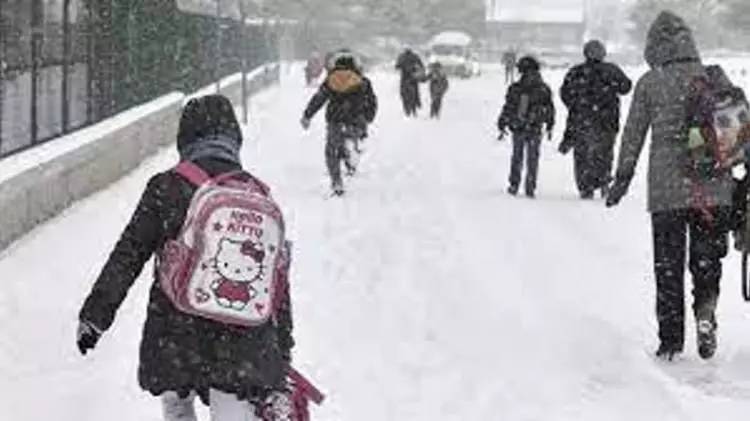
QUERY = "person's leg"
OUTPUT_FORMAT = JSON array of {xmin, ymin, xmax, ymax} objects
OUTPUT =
[
  {"xmin": 435, "ymin": 94, "xmax": 444, "ymax": 118},
  {"xmin": 508, "ymin": 132, "xmax": 525, "ymax": 194},
  {"xmin": 601, "ymin": 130, "xmax": 617, "ymax": 189},
  {"xmin": 162, "ymin": 392, "xmax": 198, "ymax": 421},
  {"xmin": 652, "ymin": 210, "xmax": 688, "ymax": 356},
  {"xmin": 325, "ymin": 126, "xmax": 344, "ymax": 189},
  {"xmin": 688, "ymin": 209, "xmax": 729, "ymax": 358},
  {"xmin": 525, "ymin": 133, "xmax": 541, "ymax": 196},
  {"xmin": 209, "ymin": 389, "xmax": 261, "ymax": 421},
  {"xmin": 573, "ymin": 143, "xmax": 591, "ymax": 198}
]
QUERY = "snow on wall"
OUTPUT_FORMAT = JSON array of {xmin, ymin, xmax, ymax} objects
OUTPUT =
[{"xmin": 0, "ymin": 64, "xmax": 280, "ymax": 252}]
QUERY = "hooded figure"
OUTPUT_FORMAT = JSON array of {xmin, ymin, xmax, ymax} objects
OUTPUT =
[
  {"xmin": 497, "ymin": 56, "xmax": 555, "ymax": 198},
  {"xmin": 302, "ymin": 54, "xmax": 378, "ymax": 194},
  {"xmin": 607, "ymin": 12, "xmax": 735, "ymax": 361},
  {"xmin": 560, "ymin": 39, "xmax": 632, "ymax": 199},
  {"xmin": 395, "ymin": 48, "xmax": 426, "ymax": 117},
  {"xmin": 78, "ymin": 94, "xmax": 295, "ymax": 419}
]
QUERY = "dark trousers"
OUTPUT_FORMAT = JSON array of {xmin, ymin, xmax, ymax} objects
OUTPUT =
[
  {"xmin": 400, "ymin": 81, "xmax": 421, "ymax": 117},
  {"xmin": 573, "ymin": 130, "xmax": 616, "ymax": 194},
  {"xmin": 325, "ymin": 125, "xmax": 350, "ymax": 185},
  {"xmin": 509, "ymin": 132, "xmax": 541, "ymax": 193},
  {"xmin": 430, "ymin": 94, "xmax": 444, "ymax": 118},
  {"xmin": 651, "ymin": 209, "xmax": 729, "ymax": 348}
]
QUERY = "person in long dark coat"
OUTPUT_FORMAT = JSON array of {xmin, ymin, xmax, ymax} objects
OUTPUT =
[
  {"xmin": 77, "ymin": 95, "xmax": 294, "ymax": 420},
  {"xmin": 560, "ymin": 40, "xmax": 632, "ymax": 199},
  {"xmin": 606, "ymin": 12, "xmax": 735, "ymax": 361},
  {"xmin": 395, "ymin": 48, "xmax": 425, "ymax": 117}
]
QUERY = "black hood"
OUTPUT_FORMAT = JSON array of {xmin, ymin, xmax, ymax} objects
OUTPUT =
[
  {"xmin": 177, "ymin": 94, "xmax": 243, "ymax": 157},
  {"xmin": 644, "ymin": 11, "xmax": 700, "ymax": 68}
]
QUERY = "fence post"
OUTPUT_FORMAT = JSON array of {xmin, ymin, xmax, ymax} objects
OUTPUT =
[
  {"xmin": 62, "ymin": 0, "xmax": 72, "ymax": 133},
  {"xmin": 0, "ymin": 0, "xmax": 5, "ymax": 152},
  {"xmin": 215, "ymin": 0, "xmax": 221, "ymax": 93},
  {"xmin": 30, "ymin": 0, "xmax": 43, "ymax": 144},
  {"xmin": 239, "ymin": 3, "xmax": 248, "ymax": 124}
]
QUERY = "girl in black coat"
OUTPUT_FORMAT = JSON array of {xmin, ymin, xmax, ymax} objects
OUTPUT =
[{"xmin": 77, "ymin": 95, "xmax": 294, "ymax": 421}]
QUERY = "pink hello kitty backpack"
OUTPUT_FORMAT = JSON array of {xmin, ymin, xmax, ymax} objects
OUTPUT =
[{"xmin": 157, "ymin": 161, "xmax": 289, "ymax": 327}]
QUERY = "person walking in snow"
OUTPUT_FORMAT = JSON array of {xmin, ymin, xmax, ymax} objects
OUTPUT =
[
  {"xmin": 560, "ymin": 40, "xmax": 632, "ymax": 199},
  {"xmin": 77, "ymin": 95, "xmax": 295, "ymax": 421},
  {"xmin": 301, "ymin": 53, "xmax": 378, "ymax": 196},
  {"xmin": 606, "ymin": 12, "xmax": 735, "ymax": 361},
  {"xmin": 497, "ymin": 56, "xmax": 555, "ymax": 198},
  {"xmin": 427, "ymin": 62, "xmax": 449, "ymax": 119},
  {"xmin": 395, "ymin": 48, "xmax": 426, "ymax": 117}
]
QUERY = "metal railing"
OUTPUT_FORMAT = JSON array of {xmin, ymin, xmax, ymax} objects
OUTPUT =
[{"xmin": 0, "ymin": 0, "xmax": 279, "ymax": 158}]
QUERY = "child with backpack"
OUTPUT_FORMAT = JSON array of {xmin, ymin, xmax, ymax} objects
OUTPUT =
[
  {"xmin": 77, "ymin": 95, "xmax": 320, "ymax": 421},
  {"xmin": 497, "ymin": 56, "xmax": 555, "ymax": 198},
  {"xmin": 427, "ymin": 62, "xmax": 449, "ymax": 119},
  {"xmin": 301, "ymin": 52, "xmax": 378, "ymax": 196}
]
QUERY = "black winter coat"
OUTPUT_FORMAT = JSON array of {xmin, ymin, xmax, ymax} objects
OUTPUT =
[
  {"xmin": 79, "ymin": 158, "xmax": 294, "ymax": 403},
  {"xmin": 561, "ymin": 60, "xmax": 632, "ymax": 134},
  {"xmin": 303, "ymin": 67, "xmax": 378, "ymax": 127},
  {"xmin": 428, "ymin": 70, "xmax": 449, "ymax": 99},
  {"xmin": 396, "ymin": 50, "xmax": 425, "ymax": 85},
  {"xmin": 497, "ymin": 72, "xmax": 555, "ymax": 134}
]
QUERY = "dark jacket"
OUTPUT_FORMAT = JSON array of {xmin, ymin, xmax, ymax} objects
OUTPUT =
[
  {"xmin": 498, "ymin": 71, "xmax": 555, "ymax": 134},
  {"xmin": 428, "ymin": 69, "xmax": 449, "ymax": 98},
  {"xmin": 396, "ymin": 50, "xmax": 425, "ymax": 84},
  {"xmin": 561, "ymin": 60, "xmax": 632, "ymax": 134},
  {"xmin": 614, "ymin": 11, "xmax": 734, "ymax": 212},
  {"xmin": 303, "ymin": 66, "xmax": 378, "ymax": 127},
  {"xmin": 79, "ymin": 157, "xmax": 294, "ymax": 403}
]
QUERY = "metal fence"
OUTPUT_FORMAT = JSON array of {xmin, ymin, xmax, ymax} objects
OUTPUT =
[{"xmin": 0, "ymin": 0, "xmax": 278, "ymax": 158}]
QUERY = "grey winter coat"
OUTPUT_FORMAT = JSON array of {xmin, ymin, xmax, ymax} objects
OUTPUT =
[{"xmin": 614, "ymin": 11, "xmax": 734, "ymax": 213}]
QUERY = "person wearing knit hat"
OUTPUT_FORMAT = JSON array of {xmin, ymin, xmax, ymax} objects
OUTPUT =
[
  {"xmin": 497, "ymin": 55, "xmax": 555, "ymax": 198},
  {"xmin": 560, "ymin": 39, "xmax": 632, "ymax": 200}
]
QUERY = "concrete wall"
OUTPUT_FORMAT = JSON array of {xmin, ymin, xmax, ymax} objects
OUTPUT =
[{"xmin": 0, "ymin": 63, "xmax": 280, "ymax": 252}]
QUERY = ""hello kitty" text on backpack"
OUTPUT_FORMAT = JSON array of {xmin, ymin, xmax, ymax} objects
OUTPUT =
[{"xmin": 157, "ymin": 161, "xmax": 290, "ymax": 327}]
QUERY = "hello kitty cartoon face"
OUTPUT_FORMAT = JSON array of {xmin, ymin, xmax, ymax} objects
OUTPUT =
[{"xmin": 214, "ymin": 238, "xmax": 266, "ymax": 283}]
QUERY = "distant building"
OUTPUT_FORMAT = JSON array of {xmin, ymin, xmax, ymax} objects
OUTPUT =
[{"xmin": 484, "ymin": 0, "xmax": 586, "ymax": 60}]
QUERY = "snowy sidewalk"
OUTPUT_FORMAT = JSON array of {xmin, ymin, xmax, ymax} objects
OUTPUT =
[{"xmin": 3, "ymin": 66, "xmax": 750, "ymax": 420}]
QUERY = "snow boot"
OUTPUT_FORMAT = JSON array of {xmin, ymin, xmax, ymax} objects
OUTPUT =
[
  {"xmin": 507, "ymin": 185, "xmax": 518, "ymax": 196},
  {"xmin": 331, "ymin": 179, "xmax": 345, "ymax": 197},
  {"xmin": 695, "ymin": 299, "xmax": 718, "ymax": 359},
  {"xmin": 580, "ymin": 190, "xmax": 594, "ymax": 200},
  {"xmin": 655, "ymin": 342, "xmax": 683, "ymax": 361},
  {"xmin": 525, "ymin": 189, "xmax": 535, "ymax": 199},
  {"xmin": 696, "ymin": 319, "xmax": 717, "ymax": 359}
]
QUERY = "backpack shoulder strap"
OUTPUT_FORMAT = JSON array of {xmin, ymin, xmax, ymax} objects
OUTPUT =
[
  {"xmin": 175, "ymin": 161, "xmax": 211, "ymax": 186},
  {"xmin": 213, "ymin": 171, "xmax": 271, "ymax": 196}
]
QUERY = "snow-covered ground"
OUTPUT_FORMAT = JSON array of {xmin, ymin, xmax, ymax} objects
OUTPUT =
[{"xmin": 4, "ymin": 63, "xmax": 750, "ymax": 420}]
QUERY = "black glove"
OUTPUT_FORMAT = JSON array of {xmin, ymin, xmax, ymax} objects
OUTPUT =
[
  {"xmin": 77, "ymin": 320, "xmax": 102, "ymax": 356},
  {"xmin": 497, "ymin": 129, "xmax": 508, "ymax": 141},
  {"xmin": 606, "ymin": 173, "xmax": 632, "ymax": 208}
]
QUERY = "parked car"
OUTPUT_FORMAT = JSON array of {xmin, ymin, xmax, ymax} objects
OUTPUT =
[{"xmin": 426, "ymin": 31, "xmax": 480, "ymax": 78}]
